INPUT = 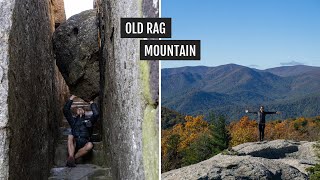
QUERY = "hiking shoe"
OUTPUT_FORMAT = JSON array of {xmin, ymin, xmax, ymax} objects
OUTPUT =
[{"xmin": 66, "ymin": 156, "xmax": 76, "ymax": 167}]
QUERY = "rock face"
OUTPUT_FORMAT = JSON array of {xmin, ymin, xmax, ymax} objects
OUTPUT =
[
  {"xmin": 0, "ymin": 0, "xmax": 59, "ymax": 179},
  {"xmin": 99, "ymin": 0, "xmax": 159, "ymax": 179},
  {"xmin": 50, "ymin": 0, "xmax": 71, "ymax": 130},
  {"xmin": 53, "ymin": 10, "xmax": 99, "ymax": 101},
  {"xmin": 162, "ymin": 140, "xmax": 317, "ymax": 180},
  {"xmin": 52, "ymin": 0, "xmax": 66, "ymax": 26},
  {"xmin": 1, "ymin": 0, "xmax": 159, "ymax": 179},
  {"xmin": 0, "ymin": 0, "xmax": 14, "ymax": 178}
]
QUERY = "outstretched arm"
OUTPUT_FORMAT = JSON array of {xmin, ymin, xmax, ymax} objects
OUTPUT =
[
  {"xmin": 245, "ymin": 110, "xmax": 258, "ymax": 114},
  {"xmin": 266, "ymin": 111, "xmax": 281, "ymax": 114},
  {"xmin": 63, "ymin": 95, "xmax": 76, "ymax": 126},
  {"xmin": 89, "ymin": 101, "xmax": 99, "ymax": 125}
]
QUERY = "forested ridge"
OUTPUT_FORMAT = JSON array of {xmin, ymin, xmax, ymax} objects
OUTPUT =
[{"xmin": 162, "ymin": 64, "xmax": 320, "ymax": 120}]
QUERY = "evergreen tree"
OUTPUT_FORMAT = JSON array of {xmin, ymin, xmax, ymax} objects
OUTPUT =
[
  {"xmin": 181, "ymin": 112, "xmax": 230, "ymax": 166},
  {"xmin": 210, "ymin": 113, "xmax": 230, "ymax": 150},
  {"xmin": 181, "ymin": 133, "xmax": 214, "ymax": 166}
]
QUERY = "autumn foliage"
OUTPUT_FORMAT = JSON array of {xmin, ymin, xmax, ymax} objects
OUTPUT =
[
  {"xmin": 228, "ymin": 116, "xmax": 257, "ymax": 146},
  {"xmin": 229, "ymin": 116, "xmax": 320, "ymax": 146},
  {"xmin": 161, "ymin": 115, "xmax": 209, "ymax": 172},
  {"xmin": 161, "ymin": 114, "xmax": 229, "ymax": 172},
  {"xmin": 162, "ymin": 113, "xmax": 320, "ymax": 172}
]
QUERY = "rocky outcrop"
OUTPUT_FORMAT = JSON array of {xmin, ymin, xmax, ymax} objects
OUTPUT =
[
  {"xmin": 53, "ymin": 10, "xmax": 99, "ymax": 101},
  {"xmin": 162, "ymin": 140, "xmax": 317, "ymax": 180}
]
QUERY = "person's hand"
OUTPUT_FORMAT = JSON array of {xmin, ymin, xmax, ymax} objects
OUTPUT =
[
  {"xmin": 245, "ymin": 110, "xmax": 249, "ymax": 113},
  {"xmin": 276, "ymin": 111, "xmax": 281, "ymax": 114},
  {"xmin": 89, "ymin": 100, "xmax": 94, "ymax": 104},
  {"xmin": 70, "ymin": 95, "xmax": 76, "ymax": 100}
]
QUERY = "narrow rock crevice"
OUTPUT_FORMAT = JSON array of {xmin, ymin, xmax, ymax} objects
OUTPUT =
[{"xmin": 1, "ymin": 0, "xmax": 159, "ymax": 179}]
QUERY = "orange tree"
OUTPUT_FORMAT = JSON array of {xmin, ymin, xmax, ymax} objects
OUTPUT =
[
  {"xmin": 229, "ymin": 116, "xmax": 320, "ymax": 147},
  {"xmin": 228, "ymin": 116, "xmax": 258, "ymax": 146},
  {"xmin": 178, "ymin": 115, "xmax": 209, "ymax": 151},
  {"xmin": 161, "ymin": 115, "xmax": 211, "ymax": 172},
  {"xmin": 181, "ymin": 114, "xmax": 229, "ymax": 166}
]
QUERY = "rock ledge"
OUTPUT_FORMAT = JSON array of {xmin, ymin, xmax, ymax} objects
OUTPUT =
[{"xmin": 162, "ymin": 140, "xmax": 317, "ymax": 180}]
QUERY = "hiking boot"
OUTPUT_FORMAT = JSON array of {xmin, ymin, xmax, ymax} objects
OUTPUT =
[{"xmin": 66, "ymin": 156, "xmax": 76, "ymax": 167}]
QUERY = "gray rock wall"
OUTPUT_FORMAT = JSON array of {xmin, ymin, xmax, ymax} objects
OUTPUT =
[
  {"xmin": 51, "ymin": 0, "xmax": 70, "ymax": 128},
  {"xmin": 0, "ymin": 0, "xmax": 58, "ymax": 179},
  {"xmin": 100, "ymin": 0, "xmax": 159, "ymax": 179},
  {"xmin": 0, "ymin": 0, "xmax": 17, "ymax": 178}
]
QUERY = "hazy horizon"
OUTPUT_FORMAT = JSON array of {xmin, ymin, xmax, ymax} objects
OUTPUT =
[{"xmin": 161, "ymin": 63, "xmax": 320, "ymax": 70}]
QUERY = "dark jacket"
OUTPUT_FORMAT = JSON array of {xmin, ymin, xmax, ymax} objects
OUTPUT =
[
  {"xmin": 248, "ymin": 111, "xmax": 276, "ymax": 124},
  {"xmin": 63, "ymin": 100, "xmax": 99, "ymax": 138}
]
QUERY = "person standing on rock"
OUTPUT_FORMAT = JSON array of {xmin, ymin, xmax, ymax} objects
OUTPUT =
[
  {"xmin": 245, "ymin": 106, "xmax": 280, "ymax": 141},
  {"xmin": 64, "ymin": 95, "xmax": 99, "ymax": 167}
]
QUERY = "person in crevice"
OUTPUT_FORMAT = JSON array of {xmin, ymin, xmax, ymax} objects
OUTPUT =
[
  {"xmin": 64, "ymin": 95, "xmax": 99, "ymax": 167},
  {"xmin": 245, "ymin": 106, "xmax": 280, "ymax": 141}
]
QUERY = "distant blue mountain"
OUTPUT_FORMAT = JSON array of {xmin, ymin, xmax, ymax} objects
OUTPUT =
[{"xmin": 162, "ymin": 64, "xmax": 320, "ymax": 121}]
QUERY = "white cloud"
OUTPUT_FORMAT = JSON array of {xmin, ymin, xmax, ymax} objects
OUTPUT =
[
  {"xmin": 64, "ymin": 0, "xmax": 93, "ymax": 19},
  {"xmin": 280, "ymin": 61, "xmax": 304, "ymax": 66},
  {"xmin": 249, "ymin": 64, "xmax": 259, "ymax": 68}
]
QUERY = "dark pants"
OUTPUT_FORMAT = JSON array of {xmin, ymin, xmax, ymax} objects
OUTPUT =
[{"xmin": 258, "ymin": 124, "xmax": 265, "ymax": 141}]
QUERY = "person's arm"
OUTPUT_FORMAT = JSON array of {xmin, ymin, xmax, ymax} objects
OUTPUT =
[
  {"xmin": 63, "ymin": 95, "xmax": 76, "ymax": 125},
  {"xmin": 245, "ymin": 110, "xmax": 257, "ymax": 114},
  {"xmin": 265, "ymin": 111, "xmax": 280, "ymax": 114},
  {"xmin": 89, "ymin": 101, "xmax": 99, "ymax": 124},
  {"xmin": 264, "ymin": 111, "xmax": 277, "ymax": 114}
]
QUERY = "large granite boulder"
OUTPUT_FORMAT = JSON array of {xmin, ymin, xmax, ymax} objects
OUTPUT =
[
  {"xmin": 162, "ymin": 140, "xmax": 317, "ymax": 179},
  {"xmin": 53, "ymin": 9, "xmax": 99, "ymax": 101}
]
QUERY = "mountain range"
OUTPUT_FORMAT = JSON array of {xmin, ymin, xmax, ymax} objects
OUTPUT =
[{"xmin": 161, "ymin": 64, "xmax": 320, "ymax": 121}]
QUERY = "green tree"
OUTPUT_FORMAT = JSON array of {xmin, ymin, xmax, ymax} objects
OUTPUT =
[
  {"xmin": 161, "ymin": 133, "xmax": 181, "ymax": 172},
  {"xmin": 181, "ymin": 112, "xmax": 230, "ymax": 166},
  {"xmin": 210, "ymin": 114, "xmax": 230, "ymax": 150},
  {"xmin": 181, "ymin": 133, "xmax": 214, "ymax": 166}
]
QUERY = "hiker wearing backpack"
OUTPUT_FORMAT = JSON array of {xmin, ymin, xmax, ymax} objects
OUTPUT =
[{"xmin": 64, "ymin": 95, "xmax": 99, "ymax": 167}]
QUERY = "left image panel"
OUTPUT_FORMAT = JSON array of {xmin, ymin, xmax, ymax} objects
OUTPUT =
[{"xmin": 0, "ymin": 0, "xmax": 159, "ymax": 179}]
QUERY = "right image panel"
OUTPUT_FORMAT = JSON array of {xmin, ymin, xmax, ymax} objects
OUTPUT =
[{"xmin": 161, "ymin": 1, "xmax": 320, "ymax": 179}]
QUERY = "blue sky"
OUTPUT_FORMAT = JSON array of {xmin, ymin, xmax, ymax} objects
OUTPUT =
[{"xmin": 161, "ymin": 0, "xmax": 320, "ymax": 69}]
